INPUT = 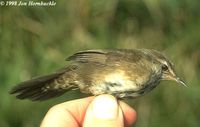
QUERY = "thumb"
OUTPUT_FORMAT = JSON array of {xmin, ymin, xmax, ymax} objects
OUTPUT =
[{"xmin": 83, "ymin": 94, "xmax": 124, "ymax": 127}]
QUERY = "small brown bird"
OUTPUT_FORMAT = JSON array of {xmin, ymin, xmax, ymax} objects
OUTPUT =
[{"xmin": 10, "ymin": 49, "xmax": 187, "ymax": 101}]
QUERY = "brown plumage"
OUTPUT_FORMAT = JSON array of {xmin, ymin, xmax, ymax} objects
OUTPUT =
[{"xmin": 10, "ymin": 49, "xmax": 186, "ymax": 101}]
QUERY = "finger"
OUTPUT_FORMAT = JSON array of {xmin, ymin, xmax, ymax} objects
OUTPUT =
[
  {"xmin": 40, "ymin": 96, "xmax": 94, "ymax": 127},
  {"xmin": 83, "ymin": 94, "xmax": 124, "ymax": 127},
  {"xmin": 119, "ymin": 101, "xmax": 137, "ymax": 126}
]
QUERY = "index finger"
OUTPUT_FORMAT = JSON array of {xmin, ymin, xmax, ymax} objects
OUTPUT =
[{"xmin": 41, "ymin": 96, "xmax": 94, "ymax": 127}]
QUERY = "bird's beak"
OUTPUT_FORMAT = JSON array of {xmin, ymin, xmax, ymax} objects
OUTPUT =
[
  {"xmin": 174, "ymin": 77, "xmax": 188, "ymax": 87},
  {"xmin": 162, "ymin": 69, "xmax": 187, "ymax": 87}
]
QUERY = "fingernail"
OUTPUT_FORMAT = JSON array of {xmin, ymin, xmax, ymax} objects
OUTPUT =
[{"xmin": 92, "ymin": 95, "xmax": 118, "ymax": 119}]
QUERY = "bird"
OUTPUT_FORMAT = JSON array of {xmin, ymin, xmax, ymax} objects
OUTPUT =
[{"xmin": 10, "ymin": 49, "xmax": 187, "ymax": 101}]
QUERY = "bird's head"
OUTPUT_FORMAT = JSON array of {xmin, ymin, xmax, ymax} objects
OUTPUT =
[{"xmin": 145, "ymin": 49, "xmax": 187, "ymax": 87}]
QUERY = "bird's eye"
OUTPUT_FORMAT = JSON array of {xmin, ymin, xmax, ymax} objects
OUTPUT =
[{"xmin": 162, "ymin": 64, "xmax": 168, "ymax": 71}]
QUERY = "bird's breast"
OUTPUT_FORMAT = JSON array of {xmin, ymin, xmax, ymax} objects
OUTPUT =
[{"xmin": 89, "ymin": 70, "xmax": 140, "ymax": 95}]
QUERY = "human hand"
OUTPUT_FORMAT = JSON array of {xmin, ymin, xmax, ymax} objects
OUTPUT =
[{"xmin": 40, "ymin": 94, "xmax": 137, "ymax": 127}]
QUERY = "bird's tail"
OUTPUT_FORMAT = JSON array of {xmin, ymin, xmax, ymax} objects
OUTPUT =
[{"xmin": 10, "ymin": 67, "xmax": 78, "ymax": 101}]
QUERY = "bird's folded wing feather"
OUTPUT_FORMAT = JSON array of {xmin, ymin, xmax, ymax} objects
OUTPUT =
[
  {"xmin": 66, "ymin": 49, "xmax": 142, "ymax": 64},
  {"xmin": 66, "ymin": 50, "xmax": 108, "ymax": 63}
]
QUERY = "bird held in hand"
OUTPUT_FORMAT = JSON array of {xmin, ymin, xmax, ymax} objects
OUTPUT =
[{"xmin": 10, "ymin": 49, "xmax": 187, "ymax": 101}]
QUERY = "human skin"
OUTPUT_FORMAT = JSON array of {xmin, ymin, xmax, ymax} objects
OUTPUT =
[{"xmin": 41, "ymin": 94, "xmax": 137, "ymax": 127}]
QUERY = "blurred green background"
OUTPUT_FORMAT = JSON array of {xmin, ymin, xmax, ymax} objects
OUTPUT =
[{"xmin": 0, "ymin": 0, "xmax": 200, "ymax": 127}]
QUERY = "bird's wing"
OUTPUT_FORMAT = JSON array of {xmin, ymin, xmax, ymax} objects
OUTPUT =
[
  {"xmin": 66, "ymin": 50, "xmax": 108, "ymax": 63},
  {"xmin": 66, "ymin": 49, "xmax": 142, "ymax": 64}
]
